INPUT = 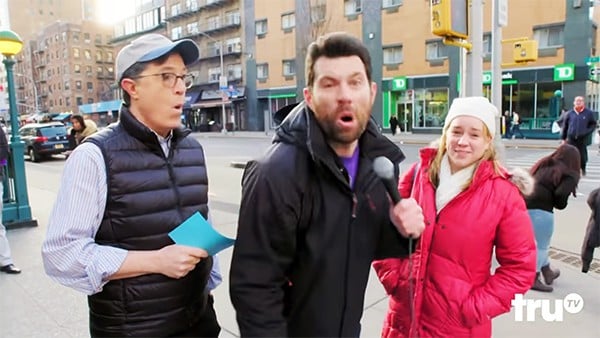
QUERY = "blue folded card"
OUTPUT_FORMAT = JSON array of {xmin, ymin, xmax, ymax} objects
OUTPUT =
[{"xmin": 168, "ymin": 212, "xmax": 235, "ymax": 256}]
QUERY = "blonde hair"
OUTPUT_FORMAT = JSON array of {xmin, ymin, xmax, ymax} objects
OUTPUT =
[{"xmin": 428, "ymin": 123, "xmax": 504, "ymax": 188}]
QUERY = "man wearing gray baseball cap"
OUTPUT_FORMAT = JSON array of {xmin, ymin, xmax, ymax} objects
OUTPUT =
[{"xmin": 42, "ymin": 33, "xmax": 221, "ymax": 337}]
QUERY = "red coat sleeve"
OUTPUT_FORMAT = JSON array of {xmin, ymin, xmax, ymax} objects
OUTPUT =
[{"xmin": 398, "ymin": 162, "xmax": 419, "ymax": 199}]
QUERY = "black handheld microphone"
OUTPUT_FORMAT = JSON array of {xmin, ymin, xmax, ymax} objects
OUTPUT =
[{"xmin": 373, "ymin": 156, "xmax": 401, "ymax": 204}]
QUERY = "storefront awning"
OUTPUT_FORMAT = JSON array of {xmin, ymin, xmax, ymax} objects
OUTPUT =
[
  {"xmin": 191, "ymin": 100, "xmax": 232, "ymax": 109},
  {"xmin": 78, "ymin": 100, "xmax": 121, "ymax": 114},
  {"xmin": 184, "ymin": 90, "xmax": 201, "ymax": 108}
]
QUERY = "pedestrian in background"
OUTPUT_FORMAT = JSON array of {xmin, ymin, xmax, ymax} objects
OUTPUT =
[
  {"xmin": 511, "ymin": 111, "xmax": 525, "ymax": 139},
  {"xmin": 42, "ymin": 33, "xmax": 221, "ymax": 337},
  {"xmin": 561, "ymin": 96, "xmax": 597, "ymax": 175},
  {"xmin": 373, "ymin": 96, "xmax": 536, "ymax": 337},
  {"xmin": 229, "ymin": 32, "xmax": 425, "ymax": 338},
  {"xmin": 502, "ymin": 110, "xmax": 512, "ymax": 138},
  {"xmin": 0, "ymin": 125, "xmax": 21, "ymax": 275},
  {"xmin": 582, "ymin": 186, "xmax": 600, "ymax": 273},
  {"xmin": 525, "ymin": 144, "xmax": 580, "ymax": 291},
  {"xmin": 69, "ymin": 114, "xmax": 98, "ymax": 147},
  {"xmin": 389, "ymin": 114, "xmax": 399, "ymax": 135}
]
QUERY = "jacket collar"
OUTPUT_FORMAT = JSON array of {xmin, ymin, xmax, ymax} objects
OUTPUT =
[
  {"xmin": 275, "ymin": 101, "xmax": 405, "ymax": 168},
  {"xmin": 118, "ymin": 104, "xmax": 191, "ymax": 153}
]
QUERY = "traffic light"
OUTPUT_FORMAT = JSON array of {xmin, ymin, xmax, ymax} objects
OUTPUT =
[
  {"xmin": 513, "ymin": 40, "xmax": 538, "ymax": 63},
  {"xmin": 430, "ymin": 0, "xmax": 468, "ymax": 39}
]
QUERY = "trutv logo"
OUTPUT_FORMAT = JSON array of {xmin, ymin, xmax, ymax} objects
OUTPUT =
[{"xmin": 511, "ymin": 293, "xmax": 584, "ymax": 322}]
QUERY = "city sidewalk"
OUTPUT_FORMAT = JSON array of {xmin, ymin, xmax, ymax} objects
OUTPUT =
[{"xmin": 195, "ymin": 130, "xmax": 561, "ymax": 150}]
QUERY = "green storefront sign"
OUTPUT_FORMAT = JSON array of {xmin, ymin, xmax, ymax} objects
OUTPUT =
[
  {"xmin": 391, "ymin": 76, "xmax": 407, "ymax": 91},
  {"xmin": 553, "ymin": 63, "xmax": 575, "ymax": 81}
]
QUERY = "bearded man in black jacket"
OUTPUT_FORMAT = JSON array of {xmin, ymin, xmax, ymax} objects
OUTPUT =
[{"xmin": 229, "ymin": 32, "xmax": 425, "ymax": 337}]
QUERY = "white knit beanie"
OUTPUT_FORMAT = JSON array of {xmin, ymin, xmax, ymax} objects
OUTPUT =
[{"xmin": 444, "ymin": 96, "xmax": 498, "ymax": 137}]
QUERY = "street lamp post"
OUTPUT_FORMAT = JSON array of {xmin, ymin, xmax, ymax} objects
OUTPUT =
[
  {"xmin": 16, "ymin": 73, "xmax": 39, "ymax": 114},
  {"xmin": 198, "ymin": 31, "xmax": 227, "ymax": 133},
  {"xmin": 0, "ymin": 30, "xmax": 37, "ymax": 228}
]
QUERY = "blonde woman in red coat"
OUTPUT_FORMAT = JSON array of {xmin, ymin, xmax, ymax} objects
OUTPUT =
[{"xmin": 373, "ymin": 96, "xmax": 536, "ymax": 338}]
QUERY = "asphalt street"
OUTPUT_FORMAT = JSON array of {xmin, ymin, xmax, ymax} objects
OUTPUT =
[{"xmin": 0, "ymin": 134, "xmax": 598, "ymax": 337}]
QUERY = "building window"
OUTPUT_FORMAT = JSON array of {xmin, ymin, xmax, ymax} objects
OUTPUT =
[
  {"xmin": 97, "ymin": 66, "xmax": 103, "ymax": 74},
  {"xmin": 75, "ymin": 81, "xmax": 82, "ymax": 90},
  {"xmin": 84, "ymin": 49, "xmax": 92, "ymax": 60},
  {"xmin": 227, "ymin": 64, "xmax": 242, "ymax": 80},
  {"xmin": 76, "ymin": 97, "xmax": 83, "ymax": 106},
  {"xmin": 383, "ymin": 45, "xmax": 403, "ymax": 65},
  {"xmin": 382, "ymin": 0, "xmax": 402, "ymax": 8},
  {"xmin": 226, "ymin": 37, "xmax": 241, "ymax": 53},
  {"xmin": 256, "ymin": 19, "xmax": 268, "ymax": 36},
  {"xmin": 534, "ymin": 25, "xmax": 564, "ymax": 48},
  {"xmin": 225, "ymin": 10, "xmax": 241, "ymax": 25},
  {"xmin": 344, "ymin": 0, "xmax": 362, "ymax": 15},
  {"xmin": 107, "ymin": 52, "xmax": 113, "ymax": 62},
  {"xmin": 73, "ymin": 33, "xmax": 79, "ymax": 42},
  {"xmin": 186, "ymin": 0, "xmax": 198, "ymax": 11},
  {"xmin": 171, "ymin": 26, "xmax": 183, "ymax": 40},
  {"xmin": 64, "ymin": 81, "xmax": 70, "ymax": 90},
  {"xmin": 311, "ymin": 2, "xmax": 326, "ymax": 23},
  {"xmin": 87, "ymin": 82, "xmax": 93, "ymax": 92},
  {"xmin": 95, "ymin": 34, "xmax": 102, "ymax": 44},
  {"xmin": 283, "ymin": 59, "xmax": 295, "ymax": 76},
  {"xmin": 207, "ymin": 16, "xmax": 220, "ymax": 30},
  {"xmin": 73, "ymin": 47, "xmax": 80, "ymax": 58},
  {"xmin": 74, "ymin": 64, "xmax": 81, "ymax": 73},
  {"xmin": 88, "ymin": 98, "xmax": 94, "ymax": 104},
  {"xmin": 107, "ymin": 66, "xmax": 114, "ymax": 76},
  {"xmin": 86, "ymin": 65, "xmax": 92, "ymax": 76},
  {"xmin": 187, "ymin": 22, "xmax": 199, "ymax": 35},
  {"xmin": 483, "ymin": 33, "xmax": 491, "ymax": 56},
  {"xmin": 84, "ymin": 33, "xmax": 90, "ymax": 43},
  {"xmin": 171, "ymin": 3, "xmax": 181, "ymax": 17},
  {"xmin": 208, "ymin": 67, "xmax": 221, "ymax": 83},
  {"xmin": 208, "ymin": 41, "xmax": 221, "ymax": 57},
  {"xmin": 426, "ymin": 40, "xmax": 448, "ymax": 60},
  {"xmin": 65, "ymin": 97, "xmax": 70, "ymax": 106},
  {"xmin": 96, "ymin": 50, "xmax": 102, "ymax": 61},
  {"xmin": 281, "ymin": 12, "xmax": 295, "ymax": 30},
  {"xmin": 257, "ymin": 63, "xmax": 269, "ymax": 79}
]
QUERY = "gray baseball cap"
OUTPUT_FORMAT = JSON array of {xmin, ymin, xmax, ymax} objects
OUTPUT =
[{"xmin": 115, "ymin": 33, "xmax": 200, "ymax": 82}]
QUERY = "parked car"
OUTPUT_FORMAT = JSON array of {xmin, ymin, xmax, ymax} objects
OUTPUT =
[{"xmin": 18, "ymin": 122, "xmax": 70, "ymax": 162}]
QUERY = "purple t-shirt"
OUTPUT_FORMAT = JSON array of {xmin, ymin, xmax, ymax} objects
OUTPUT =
[{"xmin": 340, "ymin": 146, "xmax": 360, "ymax": 189}]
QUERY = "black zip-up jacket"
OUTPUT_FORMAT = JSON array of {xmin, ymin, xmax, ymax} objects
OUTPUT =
[
  {"xmin": 560, "ymin": 107, "xmax": 597, "ymax": 142},
  {"xmin": 230, "ymin": 102, "xmax": 412, "ymax": 337}
]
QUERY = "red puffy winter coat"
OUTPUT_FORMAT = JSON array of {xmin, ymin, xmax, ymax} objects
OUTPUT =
[{"xmin": 373, "ymin": 148, "xmax": 536, "ymax": 338}]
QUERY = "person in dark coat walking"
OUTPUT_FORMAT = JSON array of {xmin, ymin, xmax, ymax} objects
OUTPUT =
[
  {"xmin": 561, "ymin": 96, "xmax": 597, "ymax": 175},
  {"xmin": 229, "ymin": 32, "xmax": 425, "ymax": 338},
  {"xmin": 389, "ymin": 114, "xmax": 399, "ymax": 135},
  {"xmin": 582, "ymin": 187, "xmax": 600, "ymax": 273}
]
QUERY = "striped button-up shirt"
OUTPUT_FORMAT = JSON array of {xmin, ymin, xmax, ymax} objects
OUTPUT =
[{"xmin": 42, "ymin": 134, "xmax": 221, "ymax": 295}]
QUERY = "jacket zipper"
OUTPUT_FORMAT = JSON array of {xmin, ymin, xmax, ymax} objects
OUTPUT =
[{"xmin": 338, "ymin": 193, "xmax": 357, "ymax": 335}]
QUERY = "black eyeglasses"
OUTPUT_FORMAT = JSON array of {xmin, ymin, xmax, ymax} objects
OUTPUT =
[{"xmin": 132, "ymin": 72, "xmax": 195, "ymax": 89}]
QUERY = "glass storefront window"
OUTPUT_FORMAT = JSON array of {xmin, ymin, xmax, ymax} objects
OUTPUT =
[
  {"xmin": 413, "ymin": 88, "xmax": 448, "ymax": 129},
  {"xmin": 535, "ymin": 82, "xmax": 562, "ymax": 129}
]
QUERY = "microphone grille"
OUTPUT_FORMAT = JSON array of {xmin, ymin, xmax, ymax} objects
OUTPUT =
[{"xmin": 373, "ymin": 156, "xmax": 395, "ymax": 180}]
